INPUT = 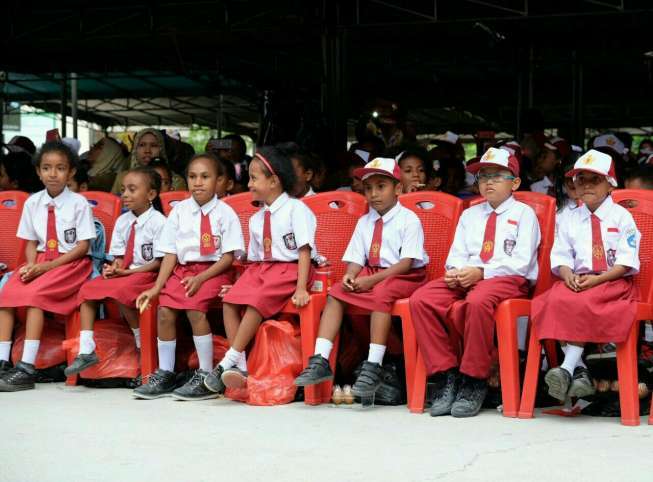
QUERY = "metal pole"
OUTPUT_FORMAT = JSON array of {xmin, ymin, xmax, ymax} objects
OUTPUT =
[
  {"xmin": 71, "ymin": 72, "xmax": 78, "ymax": 139},
  {"xmin": 60, "ymin": 73, "xmax": 67, "ymax": 137},
  {"xmin": 218, "ymin": 94, "xmax": 224, "ymax": 138},
  {"xmin": 0, "ymin": 71, "xmax": 5, "ymax": 144}
]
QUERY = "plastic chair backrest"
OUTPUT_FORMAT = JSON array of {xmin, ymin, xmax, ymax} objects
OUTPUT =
[
  {"xmin": 470, "ymin": 192, "xmax": 556, "ymax": 295},
  {"xmin": 80, "ymin": 191, "xmax": 122, "ymax": 252},
  {"xmin": 160, "ymin": 191, "xmax": 191, "ymax": 216},
  {"xmin": 223, "ymin": 192, "xmax": 260, "ymax": 251},
  {"xmin": 302, "ymin": 191, "xmax": 368, "ymax": 282},
  {"xmin": 399, "ymin": 191, "xmax": 464, "ymax": 281},
  {"xmin": 612, "ymin": 189, "xmax": 653, "ymax": 303},
  {"xmin": 0, "ymin": 190, "xmax": 29, "ymax": 270}
]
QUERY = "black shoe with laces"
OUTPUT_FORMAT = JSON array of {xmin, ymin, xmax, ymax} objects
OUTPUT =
[
  {"xmin": 204, "ymin": 364, "xmax": 226, "ymax": 393},
  {"xmin": 544, "ymin": 367, "xmax": 572, "ymax": 401},
  {"xmin": 0, "ymin": 360, "xmax": 13, "ymax": 376},
  {"xmin": 429, "ymin": 368, "xmax": 460, "ymax": 417},
  {"xmin": 64, "ymin": 351, "xmax": 100, "ymax": 377},
  {"xmin": 0, "ymin": 361, "xmax": 37, "ymax": 392},
  {"xmin": 172, "ymin": 370, "xmax": 219, "ymax": 401},
  {"xmin": 132, "ymin": 369, "xmax": 176, "ymax": 400},
  {"xmin": 568, "ymin": 366, "xmax": 596, "ymax": 399},
  {"xmin": 450, "ymin": 374, "xmax": 487, "ymax": 418},
  {"xmin": 351, "ymin": 361, "xmax": 383, "ymax": 397},
  {"xmin": 294, "ymin": 354, "xmax": 333, "ymax": 386}
]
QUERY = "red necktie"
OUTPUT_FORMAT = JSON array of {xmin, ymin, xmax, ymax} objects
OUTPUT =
[
  {"xmin": 591, "ymin": 214, "xmax": 607, "ymax": 272},
  {"xmin": 479, "ymin": 211, "xmax": 497, "ymax": 263},
  {"xmin": 45, "ymin": 205, "xmax": 58, "ymax": 260},
  {"xmin": 368, "ymin": 218, "xmax": 383, "ymax": 267},
  {"xmin": 200, "ymin": 212, "xmax": 216, "ymax": 256},
  {"xmin": 122, "ymin": 220, "xmax": 137, "ymax": 268},
  {"xmin": 263, "ymin": 210, "xmax": 272, "ymax": 260}
]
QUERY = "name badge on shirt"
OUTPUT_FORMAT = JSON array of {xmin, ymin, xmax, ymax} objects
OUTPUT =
[
  {"xmin": 64, "ymin": 228, "xmax": 77, "ymax": 244},
  {"xmin": 283, "ymin": 233, "xmax": 297, "ymax": 250},
  {"xmin": 503, "ymin": 239, "xmax": 516, "ymax": 256},
  {"xmin": 141, "ymin": 243, "xmax": 153, "ymax": 261}
]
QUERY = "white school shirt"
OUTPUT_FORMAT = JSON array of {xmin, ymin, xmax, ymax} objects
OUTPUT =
[
  {"xmin": 17, "ymin": 187, "xmax": 96, "ymax": 254},
  {"xmin": 342, "ymin": 202, "xmax": 429, "ymax": 269},
  {"xmin": 247, "ymin": 192, "xmax": 317, "ymax": 262},
  {"xmin": 157, "ymin": 195, "xmax": 245, "ymax": 264},
  {"xmin": 555, "ymin": 199, "xmax": 580, "ymax": 231},
  {"xmin": 551, "ymin": 195, "xmax": 640, "ymax": 277},
  {"xmin": 530, "ymin": 176, "xmax": 554, "ymax": 195},
  {"xmin": 109, "ymin": 207, "xmax": 167, "ymax": 269},
  {"xmin": 446, "ymin": 195, "xmax": 541, "ymax": 283}
]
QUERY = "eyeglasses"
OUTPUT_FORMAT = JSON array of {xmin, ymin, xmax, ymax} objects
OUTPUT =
[
  {"xmin": 573, "ymin": 174, "xmax": 605, "ymax": 186},
  {"xmin": 475, "ymin": 172, "xmax": 516, "ymax": 183}
]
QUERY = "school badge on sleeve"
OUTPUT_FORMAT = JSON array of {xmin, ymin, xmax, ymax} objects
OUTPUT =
[
  {"xmin": 141, "ymin": 243, "xmax": 154, "ymax": 261},
  {"xmin": 64, "ymin": 228, "xmax": 77, "ymax": 243},
  {"xmin": 283, "ymin": 233, "xmax": 297, "ymax": 250},
  {"xmin": 212, "ymin": 235, "xmax": 222, "ymax": 250}
]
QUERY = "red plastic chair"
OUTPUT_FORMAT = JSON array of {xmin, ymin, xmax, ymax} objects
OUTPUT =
[
  {"xmin": 160, "ymin": 191, "xmax": 191, "ymax": 216},
  {"xmin": 300, "ymin": 191, "xmax": 368, "ymax": 404},
  {"xmin": 80, "ymin": 191, "xmax": 122, "ymax": 253},
  {"xmin": 518, "ymin": 190, "xmax": 653, "ymax": 426},
  {"xmin": 0, "ymin": 191, "xmax": 29, "ymax": 271}
]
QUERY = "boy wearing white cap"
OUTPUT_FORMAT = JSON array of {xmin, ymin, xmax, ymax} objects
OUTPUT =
[
  {"xmin": 295, "ymin": 157, "xmax": 429, "ymax": 398},
  {"xmin": 410, "ymin": 147, "xmax": 541, "ymax": 417},
  {"xmin": 532, "ymin": 149, "xmax": 641, "ymax": 401}
]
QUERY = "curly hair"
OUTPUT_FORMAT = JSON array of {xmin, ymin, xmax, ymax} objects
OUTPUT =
[{"xmin": 34, "ymin": 141, "xmax": 79, "ymax": 169}]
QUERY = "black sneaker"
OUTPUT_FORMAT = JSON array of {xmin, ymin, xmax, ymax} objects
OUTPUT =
[
  {"xmin": 0, "ymin": 360, "xmax": 13, "ymax": 376},
  {"xmin": 450, "ymin": 374, "xmax": 487, "ymax": 418},
  {"xmin": 294, "ymin": 354, "xmax": 333, "ymax": 386},
  {"xmin": 351, "ymin": 361, "xmax": 383, "ymax": 397},
  {"xmin": 204, "ymin": 365, "xmax": 226, "ymax": 393},
  {"xmin": 544, "ymin": 367, "xmax": 572, "ymax": 401},
  {"xmin": 222, "ymin": 367, "xmax": 249, "ymax": 389},
  {"xmin": 568, "ymin": 366, "xmax": 596, "ymax": 399},
  {"xmin": 132, "ymin": 369, "xmax": 176, "ymax": 400},
  {"xmin": 64, "ymin": 351, "xmax": 100, "ymax": 376},
  {"xmin": 172, "ymin": 370, "xmax": 220, "ymax": 401},
  {"xmin": 429, "ymin": 369, "xmax": 460, "ymax": 417},
  {"xmin": 0, "ymin": 361, "xmax": 37, "ymax": 392}
]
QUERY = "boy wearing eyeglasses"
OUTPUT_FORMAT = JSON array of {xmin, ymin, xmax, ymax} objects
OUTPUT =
[
  {"xmin": 532, "ymin": 149, "xmax": 640, "ymax": 402},
  {"xmin": 409, "ymin": 147, "xmax": 541, "ymax": 417}
]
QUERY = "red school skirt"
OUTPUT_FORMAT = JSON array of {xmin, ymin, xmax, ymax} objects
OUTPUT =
[
  {"xmin": 0, "ymin": 254, "xmax": 93, "ymax": 315},
  {"xmin": 329, "ymin": 266, "xmax": 427, "ymax": 313},
  {"xmin": 77, "ymin": 272, "xmax": 158, "ymax": 308},
  {"xmin": 222, "ymin": 262, "xmax": 315, "ymax": 319},
  {"xmin": 532, "ymin": 277, "xmax": 639, "ymax": 344},
  {"xmin": 158, "ymin": 262, "xmax": 234, "ymax": 312}
]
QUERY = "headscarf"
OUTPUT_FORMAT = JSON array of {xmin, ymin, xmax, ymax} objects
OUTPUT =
[
  {"xmin": 88, "ymin": 137, "xmax": 126, "ymax": 177},
  {"xmin": 129, "ymin": 128, "xmax": 167, "ymax": 168}
]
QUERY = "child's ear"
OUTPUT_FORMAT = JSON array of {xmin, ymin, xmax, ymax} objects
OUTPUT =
[
  {"xmin": 306, "ymin": 169, "xmax": 314, "ymax": 183},
  {"xmin": 511, "ymin": 177, "xmax": 522, "ymax": 192},
  {"xmin": 394, "ymin": 180, "xmax": 403, "ymax": 196},
  {"xmin": 69, "ymin": 167, "xmax": 77, "ymax": 180},
  {"xmin": 227, "ymin": 179, "xmax": 235, "ymax": 193},
  {"xmin": 148, "ymin": 188, "xmax": 157, "ymax": 202}
]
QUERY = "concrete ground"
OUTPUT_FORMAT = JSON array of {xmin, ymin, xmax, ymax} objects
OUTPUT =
[{"xmin": 1, "ymin": 383, "xmax": 652, "ymax": 482}]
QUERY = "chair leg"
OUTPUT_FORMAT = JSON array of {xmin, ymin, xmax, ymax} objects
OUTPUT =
[
  {"xmin": 64, "ymin": 311, "xmax": 80, "ymax": 386},
  {"xmin": 495, "ymin": 306, "xmax": 521, "ymax": 418},
  {"xmin": 616, "ymin": 321, "xmax": 641, "ymax": 426},
  {"xmin": 139, "ymin": 299, "xmax": 158, "ymax": 379},
  {"xmin": 518, "ymin": 328, "xmax": 543, "ymax": 419},
  {"xmin": 397, "ymin": 301, "xmax": 417, "ymax": 410},
  {"xmin": 409, "ymin": 350, "xmax": 427, "ymax": 413}
]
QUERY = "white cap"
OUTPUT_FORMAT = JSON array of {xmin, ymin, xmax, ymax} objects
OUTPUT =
[
  {"xmin": 566, "ymin": 149, "xmax": 618, "ymax": 187},
  {"xmin": 467, "ymin": 147, "xmax": 520, "ymax": 176},
  {"xmin": 353, "ymin": 157, "xmax": 401, "ymax": 181},
  {"xmin": 62, "ymin": 137, "xmax": 81, "ymax": 154},
  {"xmin": 593, "ymin": 134, "xmax": 625, "ymax": 155}
]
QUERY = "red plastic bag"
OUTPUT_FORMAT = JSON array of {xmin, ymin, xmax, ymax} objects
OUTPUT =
[
  {"xmin": 62, "ymin": 318, "xmax": 139, "ymax": 379},
  {"xmin": 226, "ymin": 319, "xmax": 302, "ymax": 406},
  {"xmin": 187, "ymin": 335, "xmax": 230, "ymax": 370},
  {"xmin": 12, "ymin": 317, "xmax": 66, "ymax": 369}
]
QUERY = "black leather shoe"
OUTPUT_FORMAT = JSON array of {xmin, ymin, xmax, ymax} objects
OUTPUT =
[
  {"xmin": 451, "ymin": 374, "xmax": 487, "ymax": 418},
  {"xmin": 429, "ymin": 369, "xmax": 460, "ymax": 417},
  {"xmin": 351, "ymin": 361, "xmax": 383, "ymax": 397},
  {"xmin": 204, "ymin": 365, "xmax": 226, "ymax": 393},
  {"xmin": 64, "ymin": 352, "xmax": 100, "ymax": 376},
  {"xmin": 172, "ymin": 370, "xmax": 219, "ymax": 401},
  {"xmin": 0, "ymin": 361, "xmax": 37, "ymax": 392},
  {"xmin": 294, "ymin": 354, "xmax": 333, "ymax": 386},
  {"xmin": 132, "ymin": 369, "xmax": 176, "ymax": 399}
]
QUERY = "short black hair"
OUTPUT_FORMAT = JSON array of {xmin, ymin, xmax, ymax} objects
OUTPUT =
[
  {"xmin": 626, "ymin": 164, "xmax": 653, "ymax": 190},
  {"xmin": 216, "ymin": 156, "xmax": 236, "ymax": 181},
  {"xmin": 223, "ymin": 134, "xmax": 247, "ymax": 155},
  {"xmin": 187, "ymin": 152, "xmax": 221, "ymax": 177},
  {"xmin": 149, "ymin": 158, "xmax": 172, "ymax": 179},
  {"xmin": 0, "ymin": 151, "xmax": 44, "ymax": 192},
  {"xmin": 34, "ymin": 141, "xmax": 79, "ymax": 169},
  {"xmin": 254, "ymin": 146, "xmax": 297, "ymax": 193},
  {"xmin": 126, "ymin": 165, "xmax": 164, "ymax": 213},
  {"xmin": 395, "ymin": 147, "xmax": 433, "ymax": 180},
  {"xmin": 276, "ymin": 142, "xmax": 316, "ymax": 173},
  {"xmin": 73, "ymin": 166, "xmax": 89, "ymax": 186}
]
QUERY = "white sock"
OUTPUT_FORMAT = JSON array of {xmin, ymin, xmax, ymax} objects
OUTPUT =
[
  {"xmin": 367, "ymin": 343, "xmax": 386, "ymax": 365},
  {"xmin": 314, "ymin": 337, "xmax": 333, "ymax": 360},
  {"xmin": 79, "ymin": 330, "xmax": 96, "ymax": 355},
  {"xmin": 0, "ymin": 341, "xmax": 11, "ymax": 362},
  {"xmin": 21, "ymin": 340, "xmax": 40, "ymax": 365},
  {"xmin": 131, "ymin": 328, "xmax": 141, "ymax": 349},
  {"xmin": 236, "ymin": 351, "xmax": 248, "ymax": 372},
  {"xmin": 560, "ymin": 345, "xmax": 584, "ymax": 376},
  {"xmin": 193, "ymin": 334, "xmax": 214, "ymax": 372},
  {"xmin": 561, "ymin": 344, "xmax": 586, "ymax": 369},
  {"xmin": 157, "ymin": 338, "xmax": 176, "ymax": 372},
  {"xmin": 219, "ymin": 347, "xmax": 242, "ymax": 370}
]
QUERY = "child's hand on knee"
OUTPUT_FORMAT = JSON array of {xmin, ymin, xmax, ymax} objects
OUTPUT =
[
  {"xmin": 20, "ymin": 262, "xmax": 50, "ymax": 282},
  {"xmin": 218, "ymin": 285, "xmax": 232, "ymax": 298},
  {"xmin": 342, "ymin": 274, "xmax": 356, "ymax": 292},
  {"xmin": 560, "ymin": 268, "xmax": 580, "ymax": 292},
  {"xmin": 292, "ymin": 288, "xmax": 310, "ymax": 307},
  {"xmin": 353, "ymin": 276, "xmax": 375, "ymax": 292},
  {"xmin": 457, "ymin": 267, "xmax": 483, "ymax": 288},
  {"xmin": 576, "ymin": 274, "xmax": 601, "ymax": 291},
  {"xmin": 444, "ymin": 269, "xmax": 460, "ymax": 288},
  {"xmin": 181, "ymin": 276, "xmax": 203, "ymax": 297},
  {"xmin": 136, "ymin": 288, "xmax": 158, "ymax": 313}
]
